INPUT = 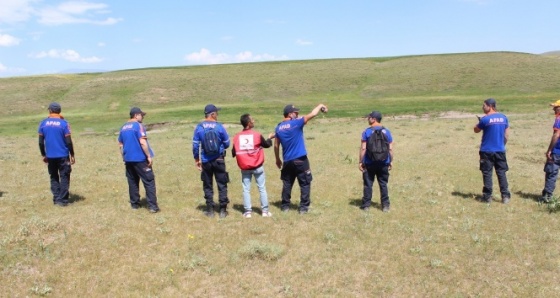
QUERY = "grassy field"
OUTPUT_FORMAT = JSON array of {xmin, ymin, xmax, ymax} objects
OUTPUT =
[{"xmin": 2, "ymin": 52, "xmax": 560, "ymax": 296}]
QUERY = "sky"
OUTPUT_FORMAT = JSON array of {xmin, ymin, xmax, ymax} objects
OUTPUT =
[{"xmin": 1, "ymin": 0, "xmax": 559, "ymax": 78}]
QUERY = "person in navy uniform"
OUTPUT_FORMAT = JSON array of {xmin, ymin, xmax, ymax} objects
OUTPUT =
[
  {"xmin": 274, "ymin": 103, "xmax": 327, "ymax": 214},
  {"xmin": 541, "ymin": 99, "xmax": 560, "ymax": 202},
  {"xmin": 474, "ymin": 98, "xmax": 511, "ymax": 204},
  {"xmin": 118, "ymin": 107, "xmax": 160, "ymax": 213},
  {"xmin": 192, "ymin": 104, "xmax": 231, "ymax": 218},
  {"xmin": 359, "ymin": 111, "xmax": 394, "ymax": 212},
  {"xmin": 38, "ymin": 102, "xmax": 75, "ymax": 207}
]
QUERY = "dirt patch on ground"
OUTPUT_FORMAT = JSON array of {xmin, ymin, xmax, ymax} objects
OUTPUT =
[
  {"xmin": 145, "ymin": 122, "xmax": 171, "ymax": 131},
  {"xmin": 438, "ymin": 111, "xmax": 478, "ymax": 119},
  {"xmin": 392, "ymin": 111, "xmax": 477, "ymax": 120}
]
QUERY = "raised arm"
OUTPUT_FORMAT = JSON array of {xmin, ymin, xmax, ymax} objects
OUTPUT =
[{"xmin": 303, "ymin": 104, "xmax": 328, "ymax": 124}]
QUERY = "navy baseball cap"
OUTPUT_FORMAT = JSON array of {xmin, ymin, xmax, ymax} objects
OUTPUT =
[
  {"xmin": 366, "ymin": 111, "xmax": 382, "ymax": 121},
  {"xmin": 283, "ymin": 104, "xmax": 300, "ymax": 115},
  {"xmin": 204, "ymin": 104, "xmax": 221, "ymax": 114},
  {"xmin": 130, "ymin": 107, "xmax": 146, "ymax": 117},
  {"xmin": 48, "ymin": 102, "xmax": 61, "ymax": 113},
  {"xmin": 484, "ymin": 98, "xmax": 497, "ymax": 108}
]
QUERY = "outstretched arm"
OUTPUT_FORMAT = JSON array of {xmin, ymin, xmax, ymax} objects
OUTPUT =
[{"xmin": 303, "ymin": 104, "xmax": 328, "ymax": 124}]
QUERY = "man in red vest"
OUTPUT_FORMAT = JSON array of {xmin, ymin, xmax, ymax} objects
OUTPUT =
[{"xmin": 232, "ymin": 114, "xmax": 275, "ymax": 218}]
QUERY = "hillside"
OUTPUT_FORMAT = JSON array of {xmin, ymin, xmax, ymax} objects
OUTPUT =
[{"xmin": 1, "ymin": 51, "xmax": 560, "ymax": 135}]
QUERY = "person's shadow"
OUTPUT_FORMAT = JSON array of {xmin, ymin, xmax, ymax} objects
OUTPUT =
[
  {"xmin": 451, "ymin": 191, "xmax": 488, "ymax": 202},
  {"xmin": 232, "ymin": 203, "xmax": 245, "ymax": 214},
  {"xmin": 0, "ymin": 191, "xmax": 5, "ymax": 198},
  {"xmin": 349, "ymin": 198, "xmax": 381, "ymax": 210},
  {"xmin": 271, "ymin": 200, "xmax": 299, "ymax": 211},
  {"xmin": 69, "ymin": 193, "xmax": 86, "ymax": 204},
  {"xmin": 514, "ymin": 191, "xmax": 541, "ymax": 202}
]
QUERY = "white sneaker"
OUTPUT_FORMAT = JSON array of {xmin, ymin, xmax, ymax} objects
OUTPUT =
[
  {"xmin": 262, "ymin": 210, "xmax": 273, "ymax": 217},
  {"xmin": 243, "ymin": 211, "xmax": 252, "ymax": 218}
]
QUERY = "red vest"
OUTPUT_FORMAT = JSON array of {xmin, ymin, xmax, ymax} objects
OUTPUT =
[{"xmin": 233, "ymin": 129, "xmax": 265, "ymax": 170}]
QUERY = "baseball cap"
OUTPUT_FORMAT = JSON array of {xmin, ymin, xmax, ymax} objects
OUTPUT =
[
  {"xmin": 283, "ymin": 104, "xmax": 300, "ymax": 115},
  {"xmin": 366, "ymin": 111, "xmax": 382, "ymax": 121},
  {"xmin": 48, "ymin": 102, "xmax": 62, "ymax": 113},
  {"xmin": 130, "ymin": 107, "xmax": 146, "ymax": 117},
  {"xmin": 204, "ymin": 104, "xmax": 221, "ymax": 114},
  {"xmin": 484, "ymin": 98, "xmax": 497, "ymax": 108},
  {"xmin": 550, "ymin": 99, "xmax": 560, "ymax": 107}
]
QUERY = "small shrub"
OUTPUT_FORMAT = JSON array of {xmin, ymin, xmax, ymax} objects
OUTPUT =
[
  {"xmin": 238, "ymin": 240, "xmax": 284, "ymax": 261},
  {"xmin": 543, "ymin": 196, "xmax": 560, "ymax": 213},
  {"xmin": 30, "ymin": 284, "xmax": 52, "ymax": 296},
  {"xmin": 180, "ymin": 254, "xmax": 208, "ymax": 271}
]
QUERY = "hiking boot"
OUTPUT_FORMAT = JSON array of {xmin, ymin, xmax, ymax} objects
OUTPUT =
[
  {"xmin": 382, "ymin": 205, "xmax": 390, "ymax": 213},
  {"xmin": 361, "ymin": 206, "xmax": 370, "ymax": 211},
  {"xmin": 149, "ymin": 208, "xmax": 160, "ymax": 213},
  {"xmin": 281, "ymin": 206, "xmax": 289, "ymax": 213},
  {"xmin": 204, "ymin": 209, "xmax": 215, "ymax": 218},
  {"xmin": 262, "ymin": 210, "xmax": 273, "ymax": 217},
  {"xmin": 243, "ymin": 211, "xmax": 252, "ymax": 218},
  {"xmin": 298, "ymin": 209, "xmax": 308, "ymax": 215},
  {"xmin": 501, "ymin": 197, "xmax": 510, "ymax": 204},
  {"xmin": 54, "ymin": 202, "xmax": 68, "ymax": 207},
  {"xmin": 540, "ymin": 195, "xmax": 551, "ymax": 203},
  {"xmin": 219, "ymin": 208, "xmax": 228, "ymax": 218},
  {"xmin": 479, "ymin": 196, "xmax": 492, "ymax": 204}
]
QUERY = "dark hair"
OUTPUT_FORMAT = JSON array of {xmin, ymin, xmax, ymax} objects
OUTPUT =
[{"xmin": 240, "ymin": 113, "xmax": 251, "ymax": 128}]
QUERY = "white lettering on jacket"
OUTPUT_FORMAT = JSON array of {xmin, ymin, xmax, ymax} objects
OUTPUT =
[
  {"xmin": 45, "ymin": 121, "xmax": 61, "ymax": 126},
  {"xmin": 489, "ymin": 118, "xmax": 505, "ymax": 123}
]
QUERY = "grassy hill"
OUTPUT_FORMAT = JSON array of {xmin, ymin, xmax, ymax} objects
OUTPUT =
[{"xmin": 2, "ymin": 51, "xmax": 560, "ymax": 135}]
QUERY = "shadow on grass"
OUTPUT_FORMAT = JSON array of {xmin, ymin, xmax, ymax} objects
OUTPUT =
[
  {"xmin": 196, "ymin": 204, "xmax": 207, "ymax": 213},
  {"xmin": 232, "ymin": 203, "xmax": 245, "ymax": 214},
  {"xmin": 450, "ymin": 191, "xmax": 505, "ymax": 204},
  {"xmin": 0, "ymin": 191, "xmax": 4, "ymax": 197},
  {"xmin": 230, "ymin": 204, "xmax": 269, "ymax": 215},
  {"xmin": 349, "ymin": 198, "xmax": 382, "ymax": 210},
  {"xmin": 69, "ymin": 193, "xmax": 86, "ymax": 204},
  {"xmin": 451, "ymin": 191, "xmax": 483, "ymax": 201},
  {"xmin": 270, "ymin": 200, "xmax": 299, "ymax": 211},
  {"xmin": 195, "ymin": 203, "xmax": 240, "ymax": 214},
  {"xmin": 514, "ymin": 191, "xmax": 541, "ymax": 202}
]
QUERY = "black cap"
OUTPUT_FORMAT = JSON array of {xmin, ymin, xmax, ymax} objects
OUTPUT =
[
  {"xmin": 48, "ymin": 102, "xmax": 61, "ymax": 113},
  {"xmin": 365, "ymin": 111, "xmax": 382, "ymax": 122},
  {"xmin": 484, "ymin": 98, "xmax": 497, "ymax": 108},
  {"xmin": 283, "ymin": 104, "xmax": 300, "ymax": 115},
  {"xmin": 204, "ymin": 104, "xmax": 221, "ymax": 114},
  {"xmin": 130, "ymin": 107, "xmax": 146, "ymax": 117}
]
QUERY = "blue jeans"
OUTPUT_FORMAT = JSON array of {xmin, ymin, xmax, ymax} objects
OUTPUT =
[
  {"xmin": 542, "ymin": 154, "xmax": 560, "ymax": 198},
  {"xmin": 241, "ymin": 165, "xmax": 269, "ymax": 212}
]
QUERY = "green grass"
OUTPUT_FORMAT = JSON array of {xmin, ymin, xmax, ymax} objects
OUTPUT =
[
  {"xmin": 2, "ymin": 52, "xmax": 560, "ymax": 296},
  {"xmin": 2, "ymin": 52, "xmax": 560, "ymax": 136}
]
